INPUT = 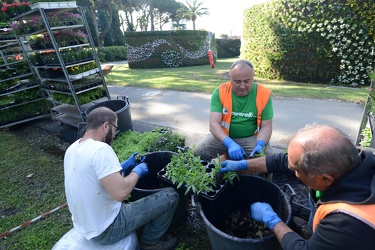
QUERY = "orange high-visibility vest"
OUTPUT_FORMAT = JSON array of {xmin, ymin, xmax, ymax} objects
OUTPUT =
[
  {"xmin": 218, "ymin": 82, "xmax": 271, "ymax": 136},
  {"xmin": 313, "ymin": 202, "xmax": 375, "ymax": 232}
]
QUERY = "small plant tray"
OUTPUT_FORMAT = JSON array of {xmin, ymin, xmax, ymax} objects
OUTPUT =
[
  {"xmin": 157, "ymin": 160, "xmax": 229, "ymax": 201},
  {"xmin": 272, "ymin": 173, "xmax": 311, "ymax": 221}
]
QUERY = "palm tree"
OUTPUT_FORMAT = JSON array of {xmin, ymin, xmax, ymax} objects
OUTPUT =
[
  {"xmin": 171, "ymin": 18, "xmax": 187, "ymax": 30},
  {"xmin": 176, "ymin": 0, "xmax": 209, "ymax": 30}
]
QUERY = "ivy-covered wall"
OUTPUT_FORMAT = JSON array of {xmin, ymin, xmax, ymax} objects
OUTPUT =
[
  {"xmin": 124, "ymin": 30, "xmax": 217, "ymax": 69},
  {"xmin": 216, "ymin": 39, "xmax": 240, "ymax": 58},
  {"xmin": 242, "ymin": 0, "xmax": 375, "ymax": 86}
]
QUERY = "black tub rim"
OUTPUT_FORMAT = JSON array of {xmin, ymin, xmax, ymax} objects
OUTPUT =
[
  {"xmin": 196, "ymin": 174, "xmax": 292, "ymax": 243},
  {"xmin": 85, "ymin": 99, "xmax": 130, "ymax": 115}
]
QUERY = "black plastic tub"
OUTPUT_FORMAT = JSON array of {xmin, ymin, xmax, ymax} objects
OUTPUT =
[
  {"xmin": 195, "ymin": 175, "xmax": 292, "ymax": 250},
  {"xmin": 130, "ymin": 151, "xmax": 188, "ymax": 224},
  {"xmin": 85, "ymin": 98, "xmax": 133, "ymax": 132}
]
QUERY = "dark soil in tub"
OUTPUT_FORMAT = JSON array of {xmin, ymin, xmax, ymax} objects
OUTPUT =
[{"xmin": 218, "ymin": 209, "xmax": 273, "ymax": 239}]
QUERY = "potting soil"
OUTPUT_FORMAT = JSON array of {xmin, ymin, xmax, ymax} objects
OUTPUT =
[{"xmin": 219, "ymin": 209, "xmax": 273, "ymax": 239}]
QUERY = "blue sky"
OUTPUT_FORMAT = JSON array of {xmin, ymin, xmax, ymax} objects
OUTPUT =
[{"xmin": 177, "ymin": 0, "xmax": 269, "ymax": 36}]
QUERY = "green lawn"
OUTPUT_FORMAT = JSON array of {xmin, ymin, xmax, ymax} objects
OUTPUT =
[{"xmin": 105, "ymin": 58, "xmax": 368, "ymax": 103}]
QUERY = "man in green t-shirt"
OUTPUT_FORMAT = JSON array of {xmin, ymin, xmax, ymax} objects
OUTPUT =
[{"xmin": 193, "ymin": 59, "xmax": 274, "ymax": 161}]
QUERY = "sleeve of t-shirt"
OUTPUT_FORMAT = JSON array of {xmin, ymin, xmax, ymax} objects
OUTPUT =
[
  {"xmin": 261, "ymin": 95, "xmax": 274, "ymax": 120},
  {"xmin": 92, "ymin": 145, "xmax": 122, "ymax": 180},
  {"xmin": 210, "ymin": 88, "xmax": 222, "ymax": 113},
  {"xmin": 265, "ymin": 153, "xmax": 295, "ymax": 177}
]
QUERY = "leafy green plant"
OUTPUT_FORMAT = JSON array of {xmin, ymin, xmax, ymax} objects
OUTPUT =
[
  {"xmin": 370, "ymin": 71, "xmax": 375, "ymax": 81},
  {"xmin": 112, "ymin": 128, "xmax": 186, "ymax": 161},
  {"xmin": 166, "ymin": 149, "xmax": 216, "ymax": 195},
  {"xmin": 359, "ymin": 127, "xmax": 372, "ymax": 147},
  {"xmin": 212, "ymin": 153, "xmax": 239, "ymax": 185}
]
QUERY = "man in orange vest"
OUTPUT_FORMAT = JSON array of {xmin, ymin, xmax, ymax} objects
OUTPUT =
[
  {"xmin": 193, "ymin": 59, "xmax": 274, "ymax": 161},
  {"xmin": 220, "ymin": 124, "xmax": 375, "ymax": 249}
]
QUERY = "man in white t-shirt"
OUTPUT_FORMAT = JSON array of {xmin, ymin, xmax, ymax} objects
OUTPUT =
[{"xmin": 64, "ymin": 107, "xmax": 179, "ymax": 250}]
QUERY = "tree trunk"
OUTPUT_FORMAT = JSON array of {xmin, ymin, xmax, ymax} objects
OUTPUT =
[
  {"xmin": 99, "ymin": 4, "xmax": 114, "ymax": 45},
  {"xmin": 90, "ymin": 6, "xmax": 101, "ymax": 47},
  {"xmin": 150, "ymin": 0, "xmax": 154, "ymax": 31}
]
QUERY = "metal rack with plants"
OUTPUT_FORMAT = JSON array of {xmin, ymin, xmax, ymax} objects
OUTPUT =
[
  {"xmin": 10, "ymin": 3, "xmax": 110, "ymax": 127},
  {"xmin": 0, "ymin": 25, "xmax": 49, "ymax": 128}
]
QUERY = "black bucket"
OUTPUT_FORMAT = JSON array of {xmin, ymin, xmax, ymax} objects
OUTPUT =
[
  {"xmin": 131, "ymin": 151, "xmax": 188, "ymax": 224},
  {"xmin": 195, "ymin": 175, "xmax": 292, "ymax": 250},
  {"xmin": 85, "ymin": 97, "xmax": 133, "ymax": 132}
]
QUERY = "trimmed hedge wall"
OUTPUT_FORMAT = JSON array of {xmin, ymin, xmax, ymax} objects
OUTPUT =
[
  {"xmin": 242, "ymin": 0, "xmax": 374, "ymax": 86},
  {"xmin": 216, "ymin": 39, "xmax": 241, "ymax": 58},
  {"xmin": 124, "ymin": 30, "xmax": 217, "ymax": 69},
  {"xmin": 97, "ymin": 46, "xmax": 127, "ymax": 63}
]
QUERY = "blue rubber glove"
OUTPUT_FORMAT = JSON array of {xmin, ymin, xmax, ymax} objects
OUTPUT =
[
  {"xmin": 250, "ymin": 202, "xmax": 282, "ymax": 230},
  {"xmin": 132, "ymin": 163, "xmax": 148, "ymax": 178},
  {"xmin": 120, "ymin": 152, "xmax": 138, "ymax": 172},
  {"xmin": 249, "ymin": 140, "xmax": 266, "ymax": 158},
  {"xmin": 219, "ymin": 160, "xmax": 248, "ymax": 173},
  {"xmin": 222, "ymin": 137, "xmax": 246, "ymax": 160}
]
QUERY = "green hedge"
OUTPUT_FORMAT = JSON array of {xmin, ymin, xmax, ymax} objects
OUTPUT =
[
  {"xmin": 242, "ymin": 0, "xmax": 375, "ymax": 86},
  {"xmin": 96, "ymin": 46, "xmax": 127, "ymax": 63},
  {"xmin": 124, "ymin": 30, "xmax": 217, "ymax": 69},
  {"xmin": 216, "ymin": 39, "xmax": 240, "ymax": 58}
]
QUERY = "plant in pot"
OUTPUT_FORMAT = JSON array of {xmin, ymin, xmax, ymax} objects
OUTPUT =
[
  {"xmin": 28, "ymin": 34, "xmax": 52, "ymax": 50},
  {"xmin": 59, "ymin": 11, "xmax": 82, "ymax": 25},
  {"xmin": 11, "ymin": 16, "xmax": 43, "ymax": 35},
  {"xmin": 54, "ymin": 30, "xmax": 88, "ymax": 47},
  {"xmin": 163, "ymin": 149, "xmax": 238, "ymax": 196},
  {"xmin": 1, "ymin": 2, "xmax": 31, "ymax": 18}
]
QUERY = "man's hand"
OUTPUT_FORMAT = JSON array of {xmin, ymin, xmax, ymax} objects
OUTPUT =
[
  {"xmin": 132, "ymin": 163, "xmax": 148, "ymax": 178},
  {"xmin": 222, "ymin": 137, "xmax": 246, "ymax": 160},
  {"xmin": 250, "ymin": 202, "xmax": 282, "ymax": 230},
  {"xmin": 120, "ymin": 152, "xmax": 138, "ymax": 172},
  {"xmin": 250, "ymin": 140, "xmax": 266, "ymax": 158},
  {"xmin": 219, "ymin": 160, "xmax": 248, "ymax": 173}
]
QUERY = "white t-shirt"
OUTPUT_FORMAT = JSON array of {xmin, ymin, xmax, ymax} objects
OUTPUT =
[{"xmin": 64, "ymin": 139, "xmax": 122, "ymax": 239}]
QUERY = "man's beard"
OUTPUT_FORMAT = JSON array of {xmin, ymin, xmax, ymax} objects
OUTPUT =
[{"xmin": 104, "ymin": 130, "xmax": 113, "ymax": 145}]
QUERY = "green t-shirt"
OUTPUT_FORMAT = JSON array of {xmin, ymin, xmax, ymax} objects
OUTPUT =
[{"xmin": 210, "ymin": 83, "xmax": 274, "ymax": 138}]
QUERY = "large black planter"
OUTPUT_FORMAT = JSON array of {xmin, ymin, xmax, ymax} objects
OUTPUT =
[
  {"xmin": 131, "ymin": 151, "xmax": 188, "ymax": 224},
  {"xmin": 195, "ymin": 175, "xmax": 292, "ymax": 250}
]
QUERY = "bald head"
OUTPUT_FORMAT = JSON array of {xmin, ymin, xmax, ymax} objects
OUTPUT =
[{"xmin": 288, "ymin": 124, "xmax": 359, "ymax": 178}]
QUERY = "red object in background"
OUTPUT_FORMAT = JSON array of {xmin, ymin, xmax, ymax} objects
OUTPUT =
[{"xmin": 208, "ymin": 49, "xmax": 214, "ymax": 68}]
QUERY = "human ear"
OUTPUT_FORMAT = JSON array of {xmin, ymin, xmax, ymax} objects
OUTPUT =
[{"xmin": 321, "ymin": 174, "xmax": 335, "ymax": 187}]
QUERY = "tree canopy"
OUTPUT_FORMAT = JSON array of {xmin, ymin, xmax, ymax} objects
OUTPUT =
[{"xmin": 176, "ymin": 0, "xmax": 209, "ymax": 30}]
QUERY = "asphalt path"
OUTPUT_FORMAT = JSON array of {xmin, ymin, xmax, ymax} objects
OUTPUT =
[{"xmin": 108, "ymin": 86, "xmax": 365, "ymax": 152}]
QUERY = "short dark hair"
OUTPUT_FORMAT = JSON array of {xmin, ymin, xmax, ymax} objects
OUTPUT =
[
  {"xmin": 86, "ymin": 107, "xmax": 117, "ymax": 130},
  {"xmin": 230, "ymin": 59, "xmax": 254, "ymax": 71}
]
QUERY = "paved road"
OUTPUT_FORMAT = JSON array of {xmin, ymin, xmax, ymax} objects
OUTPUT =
[{"xmin": 108, "ymin": 86, "xmax": 365, "ymax": 152}]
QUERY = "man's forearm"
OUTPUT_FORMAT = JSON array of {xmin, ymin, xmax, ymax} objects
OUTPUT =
[
  {"xmin": 246, "ymin": 156, "xmax": 268, "ymax": 172},
  {"xmin": 273, "ymin": 222, "xmax": 293, "ymax": 243}
]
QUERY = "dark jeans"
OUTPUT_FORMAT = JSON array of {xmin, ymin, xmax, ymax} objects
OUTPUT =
[{"xmin": 92, "ymin": 187, "xmax": 179, "ymax": 245}]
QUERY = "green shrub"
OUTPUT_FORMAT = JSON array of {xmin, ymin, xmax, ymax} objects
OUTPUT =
[
  {"xmin": 97, "ymin": 46, "xmax": 127, "ymax": 63},
  {"xmin": 216, "ymin": 39, "xmax": 240, "ymax": 58},
  {"xmin": 111, "ymin": 128, "xmax": 186, "ymax": 162}
]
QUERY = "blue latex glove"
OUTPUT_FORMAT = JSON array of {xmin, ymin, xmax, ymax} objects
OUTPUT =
[
  {"xmin": 132, "ymin": 163, "xmax": 148, "ymax": 178},
  {"xmin": 251, "ymin": 202, "xmax": 282, "ymax": 230},
  {"xmin": 219, "ymin": 160, "xmax": 247, "ymax": 173},
  {"xmin": 249, "ymin": 140, "xmax": 266, "ymax": 158},
  {"xmin": 222, "ymin": 137, "xmax": 246, "ymax": 160},
  {"xmin": 120, "ymin": 152, "xmax": 138, "ymax": 172},
  {"xmin": 138, "ymin": 155, "xmax": 146, "ymax": 164}
]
